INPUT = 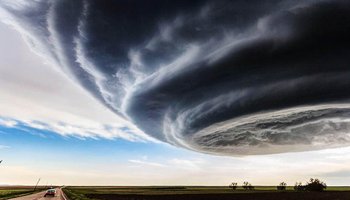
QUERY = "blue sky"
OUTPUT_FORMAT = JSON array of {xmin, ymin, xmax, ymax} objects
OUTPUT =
[
  {"xmin": 2, "ymin": 118, "xmax": 350, "ymax": 186},
  {"xmin": 1, "ymin": 4, "xmax": 350, "ymax": 186}
]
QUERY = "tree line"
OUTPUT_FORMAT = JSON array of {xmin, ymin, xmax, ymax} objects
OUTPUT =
[{"xmin": 229, "ymin": 178, "xmax": 327, "ymax": 192}]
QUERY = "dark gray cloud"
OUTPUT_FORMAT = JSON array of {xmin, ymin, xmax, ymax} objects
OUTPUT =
[{"xmin": 1, "ymin": 0, "xmax": 350, "ymax": 155}]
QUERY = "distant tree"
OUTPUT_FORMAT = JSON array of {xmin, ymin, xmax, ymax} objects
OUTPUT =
[
  {"xmin": 277, "ymin": 182, "xmax": 287, "ymax": 191},
  {"xmin": 294, "ymin": 182, "xmax": 306, "ymax": 191},
  {"xmin": 294, "ymin": 179, "xmax": 327, "ymax": 192},
  {"xmin": 229, "ymin": 182, "xmax": 238, "ymax": 190},
  {"xmin": 242, "ymin": 182, "xmax": 254, "ymax": 190},
  {"xmin": 305, "ymin": 178, "xmax": 327, "ymax": 192},
  {"xmin": 243, "ymin": 182, "xmax": 249, "ymax": 190}
]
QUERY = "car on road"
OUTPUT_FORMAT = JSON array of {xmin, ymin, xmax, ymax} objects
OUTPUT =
[{"xmin": 44, "ymin": 189, "xmax": 56, "ymax": 197}]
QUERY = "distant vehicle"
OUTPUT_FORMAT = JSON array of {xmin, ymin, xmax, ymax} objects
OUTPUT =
[{"xmin": 44, "ymin": 189, "xmax": 56, "ymax": 197}]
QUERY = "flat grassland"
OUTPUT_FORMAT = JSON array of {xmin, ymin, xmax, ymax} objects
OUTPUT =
[
  {"xmin": 63, "ymin": 186, "xmax": 350, "ymax": 200},
  {"xmin": 0, "ymin": 186, "xmax": 46, "ymax": 200}
]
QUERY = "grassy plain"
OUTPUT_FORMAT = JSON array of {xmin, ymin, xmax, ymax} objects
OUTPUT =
[
  {"xmin": 62, "ymin": 186, "xmax": 350, "ymax": 200},
  {"xmin": 0, "ymin": 186, "xmax": 46, "ymax": 200}
]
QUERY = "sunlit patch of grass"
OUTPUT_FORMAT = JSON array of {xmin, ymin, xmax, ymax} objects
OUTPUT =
[
  {"xmin": 0, "ymin": 189, "xmax": 33, "ymax": 199},
  {"xmin": 326, "ymin": 186, "xmax": 350, "ymax": 191}
]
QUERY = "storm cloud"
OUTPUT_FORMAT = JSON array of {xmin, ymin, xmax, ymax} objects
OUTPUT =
[{"xmin": 1, "ymin": 0, "xmax": 350, "ymax": 155}]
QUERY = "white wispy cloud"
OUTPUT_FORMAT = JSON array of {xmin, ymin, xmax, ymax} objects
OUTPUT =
[
  {"xmin": 128, "ymin": 159, "xmax": 167, "ymax": 168},
  {"xmin": 0, "ymin": 145, "xmax": 10, "ymax": 149},
  {"xmin": 168, "ymin": 158, "xmax": 205, "ymax": 171},
  {"xmin": 127, "ymin": 156, "xmax": 206, "ymax": 171},
  {"xmin": 0, "ymin": 118, "xmax": 17, "ymax": 128},
  {"xmin": 0, "ymin": 21, "xmax": 153, "ymax": 142}
]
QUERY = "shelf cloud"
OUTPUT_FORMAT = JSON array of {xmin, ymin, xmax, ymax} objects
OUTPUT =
[{"xmin": 1, "ymin": 0, "xmax": 350, "ymax": 155}]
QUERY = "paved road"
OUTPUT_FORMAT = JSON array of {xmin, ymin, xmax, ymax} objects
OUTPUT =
[{"xmin": 9, "ymin": 188, "xmax": 66, "ymax": 200}]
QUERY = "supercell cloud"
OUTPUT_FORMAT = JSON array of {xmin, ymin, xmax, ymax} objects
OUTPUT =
[{"xmin": 1, "ymin": 0, "xmax": 350, "ymax": 155}]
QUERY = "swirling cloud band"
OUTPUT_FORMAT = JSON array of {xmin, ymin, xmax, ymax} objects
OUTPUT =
[{"xmin": 1, "ymin": 0, "xmax": 350, "ymax": 155}]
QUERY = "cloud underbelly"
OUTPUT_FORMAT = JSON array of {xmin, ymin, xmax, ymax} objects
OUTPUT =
[
  {"xmin": 1, "ymin": 0, "xmax": 350, "ymax": 155},
  {"xmin": 126, "ymin": 69, "xmax": 350, "ymax": 154},
  {"xmin": 191, "ymin": 106, "xmax": 350, "ymax": 155}
]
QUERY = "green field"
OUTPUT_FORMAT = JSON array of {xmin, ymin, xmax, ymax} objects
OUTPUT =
[
  {"xmin": 62, "ymin": 186, "xmax": 350, "ymax": 200},
  {"xmin": 0, "ymin": 188, "xmax": 32, "ymax": 199},
  {"xmin": 0, "ymin": 187, "xmax": 46, "ymax": 200}
]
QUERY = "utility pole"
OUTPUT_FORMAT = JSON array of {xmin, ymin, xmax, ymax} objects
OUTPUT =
[{"xmin": 34, "ymin": 178, "xmax": 41, "ymax": 191}]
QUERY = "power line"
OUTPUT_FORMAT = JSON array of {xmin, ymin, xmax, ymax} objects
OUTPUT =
[{"xmin": 34, "ymin": 178, "xmax": 41, "ymax": 191}]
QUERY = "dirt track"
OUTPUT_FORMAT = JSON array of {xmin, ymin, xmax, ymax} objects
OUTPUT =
[{"xmin": 87, "ymin": 191, "xmax": 350, "ymax": 200}]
